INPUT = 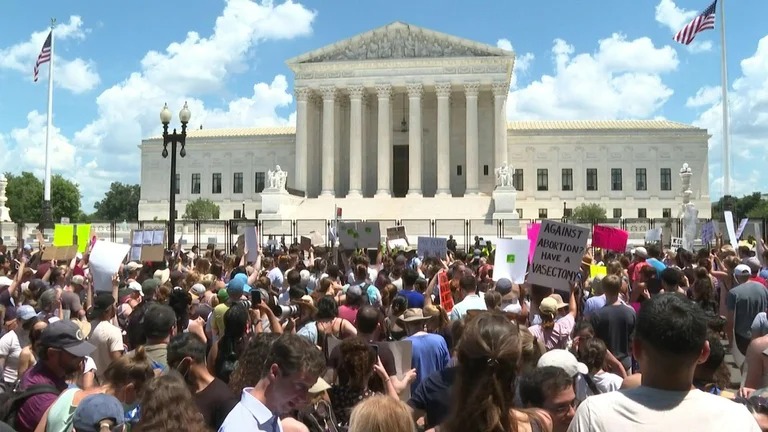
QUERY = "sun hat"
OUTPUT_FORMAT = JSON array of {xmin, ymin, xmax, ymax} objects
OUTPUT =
[{"xmin": 397, "ymin": 308, "xmax": 430, "ymax": 324}]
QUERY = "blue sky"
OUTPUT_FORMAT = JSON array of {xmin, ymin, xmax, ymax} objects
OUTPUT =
[{"xmin": 1, "ymin": 0, "xmax": 767, "ymax": 212}]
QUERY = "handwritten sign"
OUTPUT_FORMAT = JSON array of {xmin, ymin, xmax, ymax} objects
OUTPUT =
[
  {"xmin": 529, "ymin": 220, "xmax": 589, "ymax": 292},
  {"xmin": 438, "ymin": 271, "xmax": 454, "ymax": 312},
  {"xmin": 671, "ymin": 237, "xmax": 683, "ymax": 248},
  {"xmin": 417, "ymin": 237, "xmax": 447, "ymax": 258},
  {"xmin": 338, "ymin": 222, "xmax": 381, "ymax": 250},
  {"xmin": 493, "ymin": 238, "xmax": 529, "ymax": 283},
  {"xmin": 592, "ymin": 225, "xmax": 629, "ymax": 252}
]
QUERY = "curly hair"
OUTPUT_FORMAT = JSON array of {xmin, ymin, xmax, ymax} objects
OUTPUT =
[
  {"xmin": 133, "ymin": 372, "xmax": 208, "ymax": 432},
  {"xmin": 337, "ymin": 338, "xmax": 375, "ymax": 391},
  {"xmin": 576, "ymin": 336, "xmax": 608, "ymax": 374}
]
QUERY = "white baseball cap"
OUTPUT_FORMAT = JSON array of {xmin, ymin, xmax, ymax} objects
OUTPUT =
[
  {"xmin": 734, "ymin": 264, "xmax": 752, "ymax": 276},
  {"xmin": 127, "ymin": 281, "xmax": 143, "ymax": 296},
  {"xmin": 537, "ymin": 349, "xmax": 588, "ymax": 377}
]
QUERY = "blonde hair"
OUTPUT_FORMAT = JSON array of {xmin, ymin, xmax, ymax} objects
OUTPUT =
[{"xmin": 348, "ymin": 395, "xmax": 416, "ymax": 432}]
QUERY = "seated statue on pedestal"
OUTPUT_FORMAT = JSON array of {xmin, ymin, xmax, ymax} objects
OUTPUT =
[
  {"xmin": 495, "ymin": 162, "xmax": 514, "ymax": 189},
  {"xmin": 267, "ymin": 165, "xmax": 288, "ymax": 190}
]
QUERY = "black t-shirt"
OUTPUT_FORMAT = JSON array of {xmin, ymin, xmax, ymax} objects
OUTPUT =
[
  {"xmin": 590, "ymin": 304, "xmax": 636, "ymax": 367},
  {"xmin": 407, "ymin": 366, "xmax": 457, "ymax": 429},
  {"xmin": 195, "ymin": 377, "xmax": 239, "ymax": 430}
]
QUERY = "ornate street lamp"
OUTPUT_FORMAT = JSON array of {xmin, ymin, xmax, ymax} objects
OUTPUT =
[{"xmin": 160, "ymin": 102, "xmax": 191, "ymax": 249}]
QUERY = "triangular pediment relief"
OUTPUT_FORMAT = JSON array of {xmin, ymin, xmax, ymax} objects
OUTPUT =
[{"xmin": 287, "ymin": 21, "xmax": 512, "ymax": 64}]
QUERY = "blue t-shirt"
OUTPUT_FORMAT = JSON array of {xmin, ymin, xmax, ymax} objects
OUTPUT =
[
  {"xmin": 399, "ymin": 290, "xmax": 425, "ymax": 309},
  {"xmin": 407, "ymin": 333, "xmax": 451, "ymax": 393}
]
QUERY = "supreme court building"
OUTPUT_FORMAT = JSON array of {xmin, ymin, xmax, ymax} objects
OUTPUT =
[{"xmin": 139, "ymin": 22, "xmax": 711, "ymax": 222}]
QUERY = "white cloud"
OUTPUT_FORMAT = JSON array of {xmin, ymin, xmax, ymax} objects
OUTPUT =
[
  {"xmin": 5, "ymin": 111, "xmax": 78, "ymax": 177},
  {"xmin": 496, "ymin": 38, "xmax": 535, "ymax": 89},
  {"xmin": 0, "ymin": 16, "xmax": 100, "ymax": 93},
  {"xmin": 1, "ymin": 0, "xmax": 316, "ymax": 210},
  {"xmin": 654, "ymin": 0, "xmax": 713, "ymax": 53},
  {"xmin": 691, "ymin": 35, "xmax": 768, "ymax": 198},
  {"xmin": 507, "ymin": 33, "xmax": 678, "ymax": 120}
]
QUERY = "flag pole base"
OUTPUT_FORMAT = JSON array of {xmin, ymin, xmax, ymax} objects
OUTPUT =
[{"xmin": 39, "ymin": 200, "xmax": 54, "ymax": 230}]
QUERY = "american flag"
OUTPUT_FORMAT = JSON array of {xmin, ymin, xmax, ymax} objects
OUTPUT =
[
  {"xmin": 673, "ymin": 0, "xmax": 717, "ymax": 45},
  {"xmin": 33, "ymin": 30, "xmax": 52, "ymax": 82}
]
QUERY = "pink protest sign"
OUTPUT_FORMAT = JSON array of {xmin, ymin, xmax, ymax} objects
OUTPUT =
[
  {"xmin": 527, "ymin": 223, "xmax": 541, "ymax": 263},
  {"xmin": 592, "ymin": 225, "xmax": 629, "ymax": 252}
]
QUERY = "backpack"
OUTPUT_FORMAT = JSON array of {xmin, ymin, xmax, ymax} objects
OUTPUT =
[
  {"xmin": 296, "ymin": 399, "xmax": 341, "ymax": 432},
  {"xmin": 0, "ymin": 383, "xmax": 59, "ymax": 428}
]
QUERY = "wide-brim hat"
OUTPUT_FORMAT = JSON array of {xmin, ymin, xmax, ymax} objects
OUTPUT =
[{"xmin": 397, "ymin": 308, "xmax": 430, "ymax": 325}]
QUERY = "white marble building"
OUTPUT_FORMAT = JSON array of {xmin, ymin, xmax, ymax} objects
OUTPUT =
[{"xmin": 139, "ymin": 22, "xmax": 711, "ymax": 222}]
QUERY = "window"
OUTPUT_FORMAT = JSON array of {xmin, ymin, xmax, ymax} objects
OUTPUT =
[
  {"xmin": 662, "ymin": 208, "xmax": 672, "ymax": 218},
  {"xmin": 638, "ymin": 208, "xmax": 647, "ymax": 218},
  {"xmin": 255, "ymin": 172, "xmax": 266, "ymax": 193},
  {"xmin": 483, "ymin": 165, "xmax": 489, "ymax": 176},
  {"xmin": 538, "ymin": 208, "xmax": 548, "ymax": 219},
  {"xmin": 586, "ymin": 169, "xmax": 598, "ymax": 191},
  {"xmin": 233, "ymin": 172, "xmax": 243, "ymax": 194},
  {"xmin": 536, "ymin": 169, "xmax": 548, "ymax": 191},
  {"xmin": 456, "ymin": 165, "xmax": 462, "ymax": 176},
  {"xmin": 561, "ymin": 168, "xmax": 573, "ymax": 191},
  {"xmin": 191, "ymin": 173, "xmax": 201, "ymax": 194},
  {"xmin": 234, "ymin": 210, "xmax": 242, "ymax": 219},
  {"xmin": 611, "ymin": 168, "xmax": 622, "ymax": 191},
  {"xmin": 660, "ymin": 168, "xmax": 672, "ymax": 191},
  {"xmin": 513, "ymin": 169, "xmax": 524, "ymax": 190},
  {"xmin": 563, "ymin": 208, "xmax": 573, "ymax": 218},
  {"xmin": 516, "ymin": 209, "xmax": 523, "ymax": 219},
  {"xmin": 174, "ymin": 173, "xmax": 180, "ymax": 194},
  {"xmin": 636, "ymin": 168, "xmax": 647, "ymax": 191},
  {"xmin": 613, "ymin": 208, "xmax": 622, "ymax": 218},
  {"xmin": 212, "ymin": 173, "xmax": 222, "ymax": 194}
]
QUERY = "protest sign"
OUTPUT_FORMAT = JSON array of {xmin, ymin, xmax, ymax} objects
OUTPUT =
[
  {"xmin": 129, "ymin": 229, "xmax": 166, "ymax": 262},
  {"xmin": 701, "ymin": 221, "xmax": 716, "ymax": 244},
  {"xmin": 438, "ymin": 271, "xmax": 454, "ymax": 313},
  {"xmin": 590, "ymin": 265, "xmax": 607, "ymax": 278},
  {"xmin": 493, "ymin": 238, "xmax": 529, "ymax": 283},
  {"xmin": 724, "ymin": 211, "xmax": 737, "ymax": 244},
  {"xmin": 644, "ymin": 227, "xmax": 662, "ymax": 243},
  {"xmin": 671, "ymin": 237, "xmax": 683, "ymax": 248},
  {"xmin": 338, "ymin": 222, "xmax": 381, "ymax": 250},
  {"xmin": 417, "ymin": 237, "xmax": 447, "ymax": 258},
  {"xmin": 592, "ymin": 225, "xmax": 629, "ymax": 252},
  {"xmin": 526, "ymin": 223, "xmax": 541, "ymax": 264},
  {"xmin": 529, "ymin": 220, "xmax": 589, "ymax": 292},
  {"xmin": 90, "ymin": 240, "xmax": 131, "ymax": 292},
  {"xmin": 736, "ymin": 218, "xmax": 749, "ymax": 239}
]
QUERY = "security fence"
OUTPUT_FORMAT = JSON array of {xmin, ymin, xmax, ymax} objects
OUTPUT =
[{"xmin": 1, "ymin": 217, "xmax": 762, "ymax": 254}]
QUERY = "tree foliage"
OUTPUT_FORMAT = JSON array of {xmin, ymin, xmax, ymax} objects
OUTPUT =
[
  {"xmin": 5, "ymin": 172, "xmax": 82, "ymax": 223},
  {"xmin": 570, "ymin": 203, "xmax": 608, "ymax": 223},
  {"xmin": 183, "ymin": 198, "xmax": 220, "ymax": 220},
  {"xmin": 93, "ymin": 182, "xmax": 140, "ymax": 221},
  {"xmin": 712, "ymin": 192, "xmax": 768, "ymax": 220}
]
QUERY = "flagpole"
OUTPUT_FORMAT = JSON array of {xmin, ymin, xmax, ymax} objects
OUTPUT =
[
  {"xmin": 40, "ymin": 18, "xmax": 56, "ymax": 230},
  {"xmin": 719, "ymin": 0, "xmax": 731, "ymax": 198}
]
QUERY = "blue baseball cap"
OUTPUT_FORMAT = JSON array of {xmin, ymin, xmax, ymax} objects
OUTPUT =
[
  {"xmin": 227, "ymin": 273, "xmax": 252, "ymax": 294},
  {"xmin": 73, "ymin": 394, "xmax": 125, "ymax": 432}
]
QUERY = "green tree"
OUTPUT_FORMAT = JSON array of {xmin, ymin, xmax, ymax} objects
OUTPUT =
[
  {"xmin": 183, "ymin": 198, "xmax": 220, "ymax": 220},
  {"xmin": 5, "ymin": 172, "xmax": 82, "ymax": 222},
  {"xmin": 570, "ymin": 203, "xmax": 608, "ymax": 223},
  {"xmin": 93, "ymin": 182, "xmax": 140, "ymax": 221},
  {"xmin": 712, "ymin": 192, "xmax": 763, "ymax": 219}
]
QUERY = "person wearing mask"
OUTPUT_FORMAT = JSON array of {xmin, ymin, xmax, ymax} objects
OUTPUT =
[
  {"xmin": 15, "ymin": 321, "xmax": 96, "ymax": 432},
  {"xmin": 88, "ymin": 293, "xmax": 123, "ymax": 381},
  {"xmin": 727, "ymin": 264, "xmax": 768, "ymax": 356},
  {"xmin": 219, "ymin": 334, "xmax": 326, "ymax": 432},
  {"xmin": 569, "ymin": 294, "xmax": 761, "ymax": 431},
  {"xmin": 167, "ymin": 333, "xmax": 239, "ymax": 430}
]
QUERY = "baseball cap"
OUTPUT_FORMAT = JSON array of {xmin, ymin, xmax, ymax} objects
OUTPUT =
[
  {"xmin": 549, "ymin": 293, "xmax": 568, "ymax": 309},
  {"xmin": 73, "ymin": 394, "xmax": 125, "ymax": 432},
  {"xmin": 217, "ymin": 289, "xmax": 229, "ymax": 303},
  {"xmin": 633, "ymin": 247, "xmax": 648, "ymax": 259},
  {"xmin": 495, "ymin": 278, "xmax": 513, "ymax": 296},
  {"xmin": 70, "ymin": 275, "xmax": 85, "ymax": 286},
  {"xmin": 537, "ymin": 349, "xmax": 588, "ymax": 377},
  {"xmin": 734, "ymin": 264, "xmax": 752, "ymax": 276},
  {"xmin": 125, "ymin": 262, "xmax": 143, "ymax": 272},
  {"xmin": 190, "ymin": 283, "xmax": 206, "ymax": 298},
  {"xmin": 92, "ymin": 293, "xmax": 115, "ymax": 313},
  {"xmin": 745, "ymin": 257, "xmax": 762, "ymax": 273},
  {"xmin": 142, "ymin": 278, "xmax": 159, "ymax": 297},
  {"xmin": 539, "ymin": 297, "xmax": 559, "ymax": 316},
  {"xmin": 127, "ymin": 281, "xmax": 143, "ymax": 295},
  {"xmin": 346, "ymin": 284, "xmax": 363, "ymax": 299},
  {"xmin": 40, "ymin": 320, "xmax": 95, "ymax": 357},
  {"xmin": 17, "ymin": 305, "xmax": 37, "ymax": 321},
  {"xmin": 227, "ymin": 273, "xmax": 252, "ymax": 294}
]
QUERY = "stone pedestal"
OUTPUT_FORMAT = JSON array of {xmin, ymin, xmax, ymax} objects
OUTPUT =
[
  {"xmin": 0, "ymin": 174, "xmax": 11, "ymax": 223},
  {"xmin": 259, "ymin": 188, "xmax": 291, "ymax": 220},
  {"xmin": 492, "ymin": 187, "xmax": 519, "ymax": 220}
]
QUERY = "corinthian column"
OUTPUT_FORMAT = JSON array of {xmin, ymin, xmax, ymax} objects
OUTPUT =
[
  {"xmin": 435, "ymin": 82, "xmax": 452, "ymax": 196},
  {"xmin": 492, "ymin": 82, "xmax": 509, "ymax": 169},
  {"xmin": 406, "ymin": 83, "xmax": 423, "ymax": 197},
  {"xmin": 464, "ymin": 82, "xmax": 480, "ymax": 195},
  {"xmin": 375, "ymin": 84, "xmax": 392, "ymax": 197},
  {"xmin": 294, "ymin": 87, "xmax": 310, "ymax": 194},
  {"xmin": 347, "ymin": 85, "xmax": 364, "ymax": 198},
  {"xmin": 320, "ymin": 86, "xmax": 336, "ymax": 197}
]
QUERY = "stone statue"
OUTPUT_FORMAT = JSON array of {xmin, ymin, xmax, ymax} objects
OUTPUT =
[
  {"xmin": 267, "ymin": 165, "xmax": 288, "ymax": 190},
  {"xmin": 0, "ymin": 174, "xmax": 11, "ymax": 222},
  {"xmin": 678, "ymin": 163, "xmax": 697, "ymax": 250},
  {"xmin": 495, "ymin": 162, "xmax": 514, "ymax": 189}
]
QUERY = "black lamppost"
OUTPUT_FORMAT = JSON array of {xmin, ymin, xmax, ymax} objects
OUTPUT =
[
  {"xmin": 242, "ymin": 200, "xmax": 246, "ymax": 219},
  {"xmin": 563, "ymin": 201, "xmax": 567, "ymax": 220},
  {"xmin": 160, "ymin": 102, "xmax": 191, "ymax": 249}
]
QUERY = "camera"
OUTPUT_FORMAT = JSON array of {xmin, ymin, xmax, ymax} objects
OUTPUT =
[
  {"xmin": 240, "ymin": 299, "xmax": 252, "ymax": 309},
  {"xmin": 277, "ymin": 304, "xmax": 301, "ymax": 319}
]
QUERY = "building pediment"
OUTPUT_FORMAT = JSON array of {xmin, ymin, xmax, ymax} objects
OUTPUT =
[{"xmin": 287, "ymin": 21, "xmax": 512, "ymax": 66}]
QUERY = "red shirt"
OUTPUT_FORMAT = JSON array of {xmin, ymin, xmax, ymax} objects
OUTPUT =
[
  {"xmin": 338, "ymin": 305, "xmax": 359, "ymax": 326},
  {"xmin": 750, "ymin": 276, "xmax": 768, "ymax": 287}
]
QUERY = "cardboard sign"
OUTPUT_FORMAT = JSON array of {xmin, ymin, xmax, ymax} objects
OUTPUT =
[
  {"xmin": 438, "ymin": 271, "xmax": 454, "ymax": 313},
  {"xmin": 529, "ymin": 220, "xmax": 589, "ymax": 292},
  {"xmin": 645, "ymin": 227, "xmax": 662, "ymax": 243},
  {"xmin": 130, "ymin": 229, "xmax": 166, "ymax": 262},
  {"xmin": 417, "ymin": 237, "xmax": 447, "ymax": 258},
  {"xmin": 41, "ymin": 245, "xmax": 78, "ymax": 262},
  {"xmin": 493, "ymin": 238, "xmax": 529, "ymax": 284},
  {"xmin": 592, "ymin": 225, "xmax": 629, "ymax": 252},
  {"xmin": 300, "ymin": 236, "xmax": 312, "ymax": 251},
  {"xmin": 338, "ymin": 222, "xmax": 381, "ymax": 250}
]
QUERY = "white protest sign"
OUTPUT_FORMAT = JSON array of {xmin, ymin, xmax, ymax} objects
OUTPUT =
[
  {"xmin": 644, "ymin": 227, "xmax": 662, "ymax": 242},
  {"xmin": 671, "ymin": 237, "xmax": 683, "ymax": 248},
  {"xmin": 244, "ymin": 226, "xmax": 259, "ymax": 262},
  {"xmin": 338, "ymin": 222, "xmax": 381, "ymax": 250},
  {"xmin": 725, "ymin": 211, "xmax": 737, "ymax": 244},
  {"xmin": 701, "ymin": 221, "xmax": 716, "ymax": 244},
  {"xmin": 756, "ymin": 223, "xmax": 766, "ymax": 267},
  {"xmin": 529, "ymin": 220, "xmax": 589, "ymax": 292},
  {"xmin": 493, "ymin": 238, "xmax": 529, "ymax": 284},
  {"xmin": 90, "ymin": 240, "xmax": 131, "ymax": 292},
  {"xmin": 417, "ymin": 237, "xmax": 447, "ymax": 258},
  {"xmin": 736, "ymin": 218, "xmax": 749, "ymax": 239}
]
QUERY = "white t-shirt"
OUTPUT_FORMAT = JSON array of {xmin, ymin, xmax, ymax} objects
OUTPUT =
[
  {"xmin": 574, "ymin": 371, "xmax": 623, "ymax": 403},
  {"xmin": 568, "ymin": 387, "xmax": 761, "ymax": 432},
  {"xmin": 88, "ymin": 320, "xmax": 124, "ymax": 379},
  {"xmin": 0, "ymin": 330, "xmax": 21, "ymax": 383},
  {"xmin": 267, "ymin": 267, "xmax": 284, "ymax": 291}
]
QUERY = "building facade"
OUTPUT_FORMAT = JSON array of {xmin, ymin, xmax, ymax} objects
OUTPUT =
[{"xmin": 139, "ymin": 22, "xmax": 711, "ymax": 222}]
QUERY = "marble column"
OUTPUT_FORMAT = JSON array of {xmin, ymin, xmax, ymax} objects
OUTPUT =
[
  {"xmin": 375, "ymin": 84, "xmax": 392, "ymax": 197},
  {"xmin": 406, "ymin": 83, "xmax": 423, "ymax": 196},
  {"xmin": 320, "ymin": 86, "xmax": 336, "ymax": 197},
  {"xmin": 294, "ymin": 87, "xmax": 310, "ymax": 195},
  {"xmin": 347, "ymin": 85, "xmax": 364, "ymax": 198},
  {"xmin": 492, "ymin": 82, "xmax": 509, "ymax": 169},
  {"xmin": 464, "ymin": 83, "xmax": 480, "ymax": 195},
  {"xmin": 435, "ymin": 83, "xmax": 452, "ymax": 196}
]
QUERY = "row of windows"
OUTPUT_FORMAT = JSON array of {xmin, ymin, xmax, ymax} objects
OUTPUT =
[
  {"xmin": 174, "ymin": 172, "xmax": 267, "ymax": 195},
  {"xmin": 525, "ymin": 168, "xmax": 674, "ymax": 192},
  {"xmin": 530, "ymin": 208, "xmax": 673, "ymax": 219}
]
